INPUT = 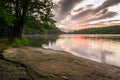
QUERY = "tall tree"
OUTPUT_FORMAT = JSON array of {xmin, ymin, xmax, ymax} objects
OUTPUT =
[{"xmin": 0, "ymin": 0, "xmax": 54, "ymax": 38}]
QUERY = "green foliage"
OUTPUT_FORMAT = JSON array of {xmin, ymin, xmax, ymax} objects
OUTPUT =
[
  {"xmin": 24, "ymin": 16, "xmax": 47, "ymax": 34},
  {"xmin": 0, "ymin": 0, "xmax": 54, "ymax": 38},
  {"xmin": 0, "ymin": 7, "xmax": 14, "ymax": 26},
  {"xmin": 10, "ymin": 38, "xmax": 31, "ymax": 47},
  {"xmin": 0, "ymin": 6, "xmax": 15, "ymax": 37},
  {"xmin": 24, "ymin": 16, "xmax": 62, "ymax": 34},
  {"xmin": 71, "ymin": 25, "xmax": 120, "ymax": 34}
]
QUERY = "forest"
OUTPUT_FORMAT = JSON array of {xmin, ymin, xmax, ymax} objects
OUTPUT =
[
  {"xmin": 71, "ymin": 25, "xmax": 120, "ymax": 34},
  {"xmin": 0, "ymin": 0, "xmax": 62, "ymax": 38}
]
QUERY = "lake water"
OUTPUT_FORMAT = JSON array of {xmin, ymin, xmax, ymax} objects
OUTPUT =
[{"xmin": 34, "ymin": 34, "xmax": 120, "ymax": 67}]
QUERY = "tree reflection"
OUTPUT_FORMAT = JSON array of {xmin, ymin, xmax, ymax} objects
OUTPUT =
[{"xmin": 27, "ymin": 34, "xmax": 59, "ymax": 47}]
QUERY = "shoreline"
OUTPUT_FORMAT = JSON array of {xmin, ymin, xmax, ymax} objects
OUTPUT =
[{"xmin": 0, "ymin": 47, "xmax": 120, "ymax": 80}]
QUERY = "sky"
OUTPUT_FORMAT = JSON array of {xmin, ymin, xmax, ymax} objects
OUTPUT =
[{"xmin": 52, "ymin": 0, "xmax": 120, "ymax": 31}]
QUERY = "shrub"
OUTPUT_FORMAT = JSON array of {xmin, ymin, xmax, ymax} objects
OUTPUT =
[{"xmin": 10, "ymin": 38, "xmax": 31, "ymax": 47}]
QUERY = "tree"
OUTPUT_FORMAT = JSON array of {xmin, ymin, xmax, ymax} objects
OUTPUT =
[
  {"xmin": 0, "ymin": 6, "xmax": 14, "ymax": 37},
  {"xmin": 0, "ymin": 0, "xmax": 54, "ymax": 38},
  {"xmin": 24, "ymin": 16, "xmax": 62, "ymax": 34}
]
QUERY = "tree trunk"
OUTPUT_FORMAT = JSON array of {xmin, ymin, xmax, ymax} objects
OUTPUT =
[
  {"xmin": 12, "ymin": 0, "xmax": 29, "ymax": 38},
  {"xmin": 12, "ymin": 23, "xmax": 23, "ymax": 38}
]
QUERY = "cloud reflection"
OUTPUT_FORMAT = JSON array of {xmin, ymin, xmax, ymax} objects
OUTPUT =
[{"xmin": 43, "ymin": 34, "xmax": 120, "ymax": 67}]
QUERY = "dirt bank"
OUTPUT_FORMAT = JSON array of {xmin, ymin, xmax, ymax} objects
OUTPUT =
[{"xmin": 1, "ymin": 47, "xmax": 120, "ymax": 80}]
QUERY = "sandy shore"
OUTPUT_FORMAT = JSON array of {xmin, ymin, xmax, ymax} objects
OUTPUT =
[{"xmin": 0, "ymin": 47, "xmax": 120, "ymax": 80}]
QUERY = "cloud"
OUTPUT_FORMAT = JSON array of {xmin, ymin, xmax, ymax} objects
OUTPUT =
[
  {"xmin": 73, "ymin": 7, "xmax": 84, "ymax": 12},
  {"xmin": 100, "ymin": 9, "xmax": 108, "ymax": 14},
  {"xmin": 71, "ymin": 9, "xmax": 93, "ymax": 21},
  {"xmin": 53, "ymin": 0, "xmax": 120, "ymax": 30},
  {"xmin": 54, "ymin": 0, "xmax": 83, "ymax": 22},
  {"xmin": 69, "ymin": 8, "xmax": 118, "ymax": 29},
  {"xmin": 94, "ymin": 0, "xmax": 120, "ymax": 13},
  {"xmin": 73, "ymin": 4, "xmax": 93, "ymax": 12},
  {"xmin": 87, "ymin": 11, "xmax": 118, "ymax": 22},
  {"xmin": 85, "ymin": 4, "xmax": 94, "ymax": 9},
  {"xmin": 83, "ymin": 20, "xmax": 120, "ymax": 28},
  {"xmin": 71, "ymin": 7, "xmax": 118, "ymax": 23}
]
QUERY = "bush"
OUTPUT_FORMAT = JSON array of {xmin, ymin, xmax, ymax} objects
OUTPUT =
[{"xmin": 10, "ymin": 38, "xmax": 31, "ymax": 47}]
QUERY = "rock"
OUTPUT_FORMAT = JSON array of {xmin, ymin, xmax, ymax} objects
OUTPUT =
[
  {"xmin": 1, "ymin": 47, "xmax": 120, "ymax": 80},
  {"xmin": 61, "ymin": 75, "xmax": 69, "ymax": 80},
  {"xmin": 0, "ymin": 59, "xmax": 31, "ymax": 80}
]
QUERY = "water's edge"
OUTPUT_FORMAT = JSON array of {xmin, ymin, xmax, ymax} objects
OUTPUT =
[{"xmin": 1, "ymin": 47, "xmax": 120, "ymax": 80}]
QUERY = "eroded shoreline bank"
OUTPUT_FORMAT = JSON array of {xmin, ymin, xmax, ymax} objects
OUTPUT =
[{"xmin": 0, "ymin": 47, "xmax": 120, "ymax": 80}]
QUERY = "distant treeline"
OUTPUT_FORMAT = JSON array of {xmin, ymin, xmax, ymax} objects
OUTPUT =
[{"xmin": 70, "ymin": 25, "xmax": 120, "ymax": 34}]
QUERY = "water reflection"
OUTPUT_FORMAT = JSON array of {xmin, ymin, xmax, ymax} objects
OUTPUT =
[
  {"xmin": 26, "ymin": 34, "xmax": 59, "ymax": 47},
  {"xmin": 43, "ymin": 34, "xmax": 120, "ymax": 67}
]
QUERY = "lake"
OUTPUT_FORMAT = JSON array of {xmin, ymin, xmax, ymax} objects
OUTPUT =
[{"xmin": 29, "ymin": 34, "xmax": 120, "ymax": 67}]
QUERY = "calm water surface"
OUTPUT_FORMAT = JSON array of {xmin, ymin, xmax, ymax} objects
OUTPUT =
[{"xmin": 40, "ymin": 34, "xmax": 120, "ymax": 67}]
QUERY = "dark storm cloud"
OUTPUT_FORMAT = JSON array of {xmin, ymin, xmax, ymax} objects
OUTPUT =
[
  {"xmin": 94, "ymin": 0, "xmax": 120, "ymax": 13},
  {"xmin": 55, "ymin": 0, "xmax": 83, "ymax": 21}
]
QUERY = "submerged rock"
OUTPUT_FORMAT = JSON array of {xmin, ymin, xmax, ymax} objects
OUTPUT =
[{"xmin": 1, "ymin": 47, "xmax": 120, "ymax": 80}]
